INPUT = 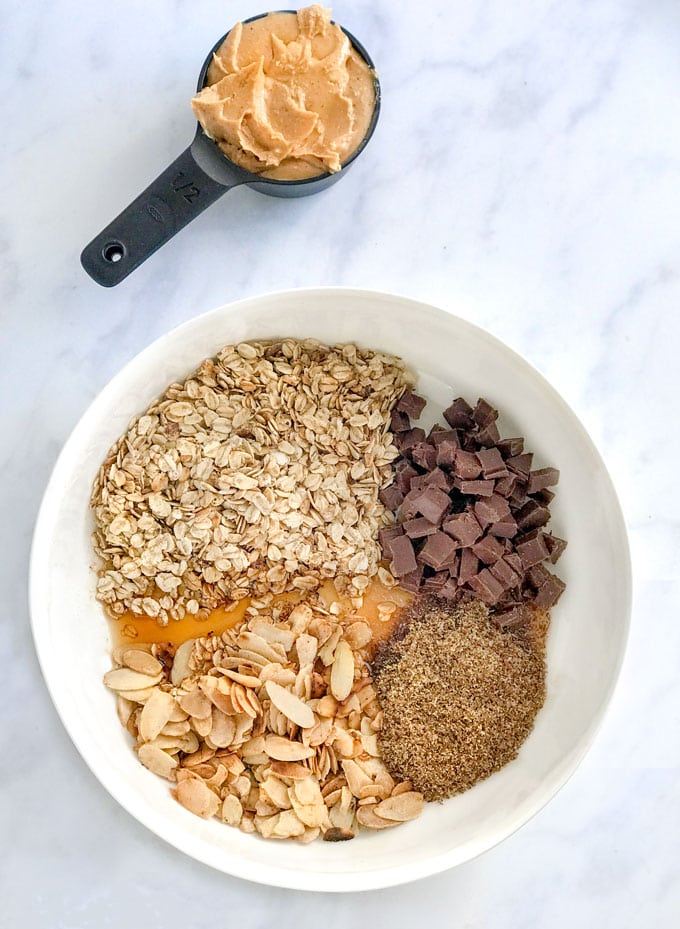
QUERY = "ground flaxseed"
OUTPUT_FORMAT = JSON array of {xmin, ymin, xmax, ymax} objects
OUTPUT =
[{"xmin": 373, "ymin": 599, "xmax": 546, "ymax": 801}]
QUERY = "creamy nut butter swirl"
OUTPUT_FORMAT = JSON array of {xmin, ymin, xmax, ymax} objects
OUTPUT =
[{"xmin": 191, "ymin": 5, "xmax": 376, "ymax": 180}]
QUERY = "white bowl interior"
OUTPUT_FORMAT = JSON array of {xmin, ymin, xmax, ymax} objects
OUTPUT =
[{"xmin": 30, "ymin": 289, "xmax": 630, "ymax": 891}]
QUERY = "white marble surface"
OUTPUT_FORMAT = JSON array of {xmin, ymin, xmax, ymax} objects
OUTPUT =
[{"xmin": 2, "ymin": 0, "xmax": 679, "ymax": 924}]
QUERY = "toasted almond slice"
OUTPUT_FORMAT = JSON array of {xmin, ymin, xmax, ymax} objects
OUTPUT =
[
  {"xmin": 221, "ymin": 794, "xmax": 243, "ymax": 826},
  {"xmin": 221, "ymin": 753, "xmax": 246, "ymax": 776},
  {"xmin": 139, "ymin": 689, "xmax": 176, "ymax": 742},
  {"xmin": 191, "ymin": 713, "xmax": 213, "ymax": 739},
  {"xmin": 116, "ymin": 696, "xmax": 135, "ymax": 728},
  {"xmin": 330, "ymin": 640, "xmax": 354, "ymax": 701},
  {"xmin": 341, "ymin": 759, "xmax": 372, "ymax": 797},
  {"xmin": 122, "ymin": 649, "xmax": 163, "ymax": 676},
  {"xmin": 295, "ymin": 634, "xmax": 318, "ymax": 667},
  {"xmin": 205, "ymin": 763, "xmax": 228, "ymax": 789},
  {"xmin": 356, "ymin": 803, "xmax": 400, "ymax": 830},
  {"xmin": 264, "ymin": 734, "xmax": 315, "ymax": 761},
  {"xmin": 272, "ymin": 809, "xmax": 306, "ymax": 838},
  {"xmin": 237, "ymin": 632, "xmax": 285, "ymax": 664},
  {"xmin": 260, "ymin": 776, "xmax": 292, "ymax": 810},
  {"xmin": 358, "ymin": 784, "xmax": 386, "ymax": 801},
  {"xmin": 391, "ymin": 780, "xmax": 414, "ymax": 797},
  {"xmin": 138, "ymin": 743, "xmax": 178, "ymax": 780},
  {"xmin": 323, "ymin": 788, "xmax": 343, "ymax": 808},
  {"xmin": 316, "ymin": 694, "xmax": 338, "ymax": 717},
  {"xmin": 182, "ymin": 745, "xmax": 215, "ymax": 767},
  {"xmin": 265, "ymin": 680, "xmax": 315, "ymax": 729},
  {"xmin": 323, "ymin": 826, "xmax": 354, "ymax": 842},
  {"xmin": 221, "ymin": 669, "xmax": 261, "ymax": 688},
  {"xmin": 174, "ymin": 778, "xmax": 220, "ymax": 818},
  {"xmin": 249, "ymin": 619, "xmax": 296, "ymax": 651},
  {"xmin": 344, "ymin": 622, "xmax": 372, "ymax": 650},
  {"xmin": 269, "ymin": 761, "xmax": 311, "ymax": 780},
  {"xmin": 167, "ymin": 702, "xmax": 188, "ymax": 723},
  {"xmin": 103, "ymin": 667, "xmax": 163, "ymax": 692},
  {"xmin": 209, "ymin": 709, "xmax": 236, "ymax": 748},
  {"xmin": 170, "ymin": 639, "xmax": 195, "ymax": 686},
  {"xmin": 293, "ymin": 776, "xmax": 324, "ymax": 807},
  {"xmin": 374, "ymin": 791, "xmax": 424, "ymax": 822},
  {"xmin": 178, "ymin": 688, "xmax": 212, "ymax": 720}
]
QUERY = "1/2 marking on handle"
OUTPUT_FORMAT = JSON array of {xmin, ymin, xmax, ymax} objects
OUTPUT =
[{"xmin": 172, "ymin": 172, "xmax": 200, "ymax": 203}]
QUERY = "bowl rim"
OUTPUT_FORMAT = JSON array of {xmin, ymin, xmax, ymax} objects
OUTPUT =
[{"xmin": 29, "ymin": 286, "xmax": 632, "ymax": 891}]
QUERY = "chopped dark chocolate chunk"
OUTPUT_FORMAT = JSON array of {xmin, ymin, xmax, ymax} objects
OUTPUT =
[
  {"xmin": 532, "ymin": 572, "xmax": 566, "ymax": 608},
  {"xmin": 476, "ymin": 447, "xmax": 508, "ymax": 479},
  {"xmin": 471, "ymin": 534, "xmax": 505, "ymax": 564},
  {"xmin": 454, "ymin": 449, "xmax": 482, "ymax": 480},
  {"xmin": 396, "ymin": 428, "xmax": 426, "ymax": 455},
  {"xmin": 526, "ymin": 563, "xmax": 551, "ymax": 589},
  {"xmin": 379, "ymin": 526, "xmax": 404, "ymax": 551},
  {"xmin": 379, "ymin": 483, "xmax": 404, "ymax": 511},
  {"xmin": 474, "ymin": 494, "xmax": 511, "ymax": 528},
  {"xmin": 487, "ymin": 516, "xmax": 518, "ymax": 539},
  {"xmin": 412, "ymin": 442, "xmax": 437, "ymax": 471},
  {"xmin": 490, "ymin": 557, "xmax": 523, "ymax": 589},
  {"xmin": 504, "ymin": 552, "xmax": 523, "ymax": 574},
  {"xmin": 396, "ymin": 390, "xmax": 427, "ymax": 419},
  {"xmin": 527, "ymin": 467, "xmax": 560, "ymax": 495},
  {"xmin": 515, "ymin": 500, "xmax": 551, "ymax": 531},
  {"xmin": 403, "ymin": 517, "xmax": 438, "ymax": 539},
  {"xmin": 416, "ymin": 486, "xmax": 451, "ymax": 524},
  {"xmin": 509, "ymin": 480, "xmax": 529, "ymax": 508},
  {"xmin": 490, "ymin": 606, "xmax": 526, "ymax": 629},
  {"xmin": 436, "ymin": 439, "xmax": 459, "ymax": 468},
  {"xmin": 388, "ymin": 535, "xmax": 418, "ymax": 577},
  {"xmin": 390, "ymin": 409, "xmax": 411, "ymax": 433},
  {"xmin": 467, "ymin": 568, "xmax": 504, "ymax": 605},
  {"xmin": 456, "ymin": 479, "xmax": 495, "ymax": 496},
  {"xmin": 534, "ymin": 488, "xmax": 555, "ymax": 505},
  {"xmin": 476, "ymin": 421, "xmax": 501, "ymax": 447},
  {"xmin": 399, "ymin": 566, "xmax": 424, "ymax": 593},
  {"xmin": 472, "ymin": 398, "xmax": 498, "ymax": 427},
  {"xmin": 494, "ymin": 474, "xmax": 517, "ymax": 497},
  {"xmin": 443, "ymin": 398, "xmax": 473, "ymax": 429},
  {"xmin": 515, "ymin": 530, "xmax": 550, "ymax": 568},
  {"xmin": 422, "ymin": 571, "xmax": 450, "ymax": 592},
  {"xmin": 399, "ymin": 487, "xmax": 425, "ymax": 520},
  {"xmin": 395, "ymin": 462, "xmax": 419, "ymax": 495},
  {"xmin": 496, "ymin": 437, "xmax": 524, "ymax": 458},
  {"xmin": 458, "ymin": 548, "xmax": 479, "ymax": 584},
  {"xmin": 506, "ymin": 453, "xmax": 533, "ymax": 477},
  {"xmin": 429, "ymin": 428, "xmax": 460, "ymax": 448},
  {"xmin": 443, "ymin": 511, "xmax": 483, "ymax": 545},
  {"xmin": 422, "ymin": 467, "xmax": 454, "ymax": 491},
  {"xmin": 438, "ymin": 577, "xmax": 460, "ymax": 599},
  {"xmin": 419, "ymin": 531, "xmax": 460, "ymax": 571},
  {"xmin": 543, "ymin": 533, "xmax": 567, "ymax": 564}
]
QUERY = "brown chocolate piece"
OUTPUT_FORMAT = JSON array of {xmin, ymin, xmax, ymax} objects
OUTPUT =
[
  {"xmin": 491, "ymin": 606, "xmax": 526, "ymax": 629},
  {"xmin": 496, "ymin": 437, "xmax": 524, "ymax": 458},
  {"xmin": 544, "ymin": 533, "xmax": 567, "ymax": 564},
  {"xmin": 396, "ymin": 428, "xmax": 426, "ymax": 455},
  {"xmin": 467, "ymin": 568, "xmax": 504, "ymax": 605},
  {"xmin": 458, "ymin": 548, "xmax": 479, "ymax": 584},
  {"xmin": 412, "ymin": 442, "xmax": 437, "ymax": 471},
  {"xmin": 471, "ymin": 534, "xmax": 505, "ymax": 564},
  {"xmin": 403, "ymin": 517, "xmax": 438, "ymax": 539},
  {"xmin": 454, "ymin": 450, "xmax": 482, "ymax": 480},
  {"xmin": 472, "ymin": 398, "xmax": 498, "ymax": 427},
  {"xmin": 379, "ymin": 483, "xmax": 404, "ymax": 511},
  {"xmin": 490, "ymin": 557, "xmax": 523, "ymax": 589},
  {"xmin": 527, "ymin": 467, "xmax": 560, "ymax": 495},
  {"xmin": 515, "ymin": 530, "xmax": 550, "ymax": 568},
  {"xmin": 436, "ymin": 439, "xmax": 459, "ymax": 469},
  {"xmin": 443, "ymin": 398, "xmax": 473, "ymax": 429},
  {"xmin": 526, "ymin": 563, "xmax": 550, "ymax": 589},
  {"xmin": 515, "ymin": 500, "xmax": 551, "ymax": 531},
  {"xmin": 487, "ymin": 516, "xmax": 518, "ymax": 539},
  {"xmin": 422, "ymin": 467, "xmax": 454, "ymax": 491},
  {"xmin": 532, "ymin": 571, "xmax": 566, "ymax": 608},
  {"xmin": 416, "ymin": 486, "xmax": 451, "ymax": 524},
  {"xmin": 504, "ymin": 552, "xmax": 523, "ymax": 574},
  {"xmin": 396, "ymin": 390, "xmax": 427, "ymax": 419},
  {"xmin": 494, "ymin": 474, "xmax": 517, "ymax": 498},
  {"xmin": 390, "ymin": 409, "xmax": 411, "ymax": 433},
  {"xmin": 509, "ymin": 479, "xmax": 529, "ymax": 508},
  {"xmin": 535, "ymin": 488, "xmax": 555, "ymax": 505},
  {"xmin": 398, "ymin": 487, "xmax": 425, "ymax": 520},
  {"xmin": 476, "ymin": 421, "xmax": 501, "ymax": 447},
  {"xmin": 476, "ymin": 447, "xmax": 508, "ymax": 479},
  {"xmin": 456, "ymin": 479, "xmax": 495, "ymax": 496},
  {"xmin": 443, "ymin": 512, "xmax": 483, "ymax": 545},
  {"xmin": 399, "ymin": 566, "xmax": 423, "ymax": 593},
  {"xmin": 379, "ymin": 526, "xmax": 403, "ymax": 550},
  {"xmin": 438, "ymin": 577, "xmax": 461, "ymax": 599},
  {"xmin": 474, "ymin": 494, "xmax": 511, "ymax": 528},
  {"xmin": 395, "ymin": 462, "xmax": 419, "ymax": 494},
  {"xmin": 429, "ymin": 428, "xmax": 459, "ymax": 448},
  {"xmin": 388, "ymin": 535, "xmax": 418, "ymax": 577},
  {"xmin": 419, "ymin": 531, "xmax": 459, "ymax": 571},
  {"xmin": 507, "ymin": 453, "xmax": 533, "ymax": 477},
  {"xmin": 422, "ymin": 571, "xmax": 450, "ymax": 592}
]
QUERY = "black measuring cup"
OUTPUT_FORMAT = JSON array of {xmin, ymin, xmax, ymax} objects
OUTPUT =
[{"xmin": 81, "ymin": 13, "xmax": 381, "ymax": 287}]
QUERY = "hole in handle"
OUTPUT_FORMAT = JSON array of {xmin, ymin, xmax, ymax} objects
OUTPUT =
[{"xmin": 102, "ymin": 241, "xmax": 126, "ymax": 263}]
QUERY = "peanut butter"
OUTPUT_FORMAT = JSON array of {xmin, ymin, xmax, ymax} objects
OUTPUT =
[{"xmin": 191, "ymin": 6, "xmax": 376, "ymax": 180}]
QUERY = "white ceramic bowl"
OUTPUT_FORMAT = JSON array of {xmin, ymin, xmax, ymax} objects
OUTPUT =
[{"xmin": 30, "ymin": 288, "xmax": 631, "ymax": 891}]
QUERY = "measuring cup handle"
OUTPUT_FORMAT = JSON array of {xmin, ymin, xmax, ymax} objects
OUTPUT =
[{"xmin": 80, "ymin": 142, "xmax": 234, "ymax": 287}]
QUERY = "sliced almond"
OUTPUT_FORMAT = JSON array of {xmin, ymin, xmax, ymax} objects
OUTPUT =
[
  {"xmin": 138, "ymin": 743, "xmax": 178, "ymax": 780},
  {"xmin": 116, "ymin": 696, "xmax": 135, "ymax": 728},
  {"xmin": 103, "ymin": 667, "xmax": 163, "ymax": 692},
  {"xmin": 260, "ymin": 776, "xmax": 292, "ymax": 810},
  {"xmin": 265, "ymin": 680, "xmax": 315, "ymax": 729},
  {"xmin": 269, "ymin": 761, "xmax": 312, "ymax": 780},
  {"xmin": 139, "ymin": 689, "xmax": 176, "ymax": 742},
  {"xmin": 178, "ymin": 688, "xmax": 212, "ymax": 720},
  {"xmin": 341, "ymin": 759, "xmax": 372, "ymax": 797},
  {"xmin": 174, "ymin": 778, "xmax": 219, "ymax": 818},
  {"xmin": 122, "ymin": 649, "xmax": 163, "ymax": 676},
  {"xmin": 295, "ymin": 634, "xmax": 318, "ymax": 667},
  {"xmin": 170, "ymin": 639, "xmax": 195, "ymax": 686},
  {"xmin": 208, "ymin": 709, "xmax": 236, "ymax": 748},
  {"xmin": 272, "ymin": 810, "xmax": 306, "ymax": 838},
  {"xmin": 264, "ymin": 735, "xmax": 315, "ymax": 761},
  {"xmin": 356, "ymin": 803, "xmax": 400, "ymax": 830},
  {"xmin": 221, "ymin": 669, "xmax": 261, "ymax": 688},
  {"xmin": 221, "ymin": 794, "xmax": 243, "ymax": 826},
  {"xmin": 330, "ymin": 640, "xmax": 354, "ymax": 701},
  {"xmin": 374, "ymin": 791, "xmax": 424, "ymax": 822}
]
